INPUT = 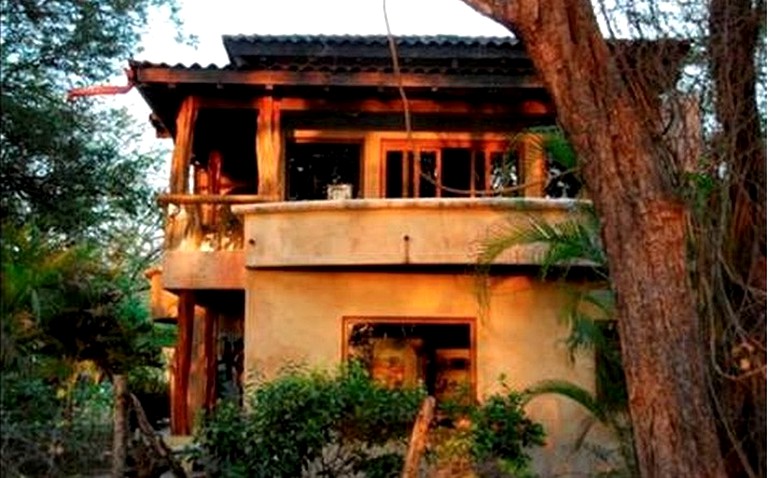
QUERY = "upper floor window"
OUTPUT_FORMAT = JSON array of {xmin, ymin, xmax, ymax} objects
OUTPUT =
[
  {"xmin": 383, "ymin": 140, "xmax": 521, "ymax": 198},
  {"xmin": 286, "ymin": 141, "xmax": 362, "ymax": 201}
]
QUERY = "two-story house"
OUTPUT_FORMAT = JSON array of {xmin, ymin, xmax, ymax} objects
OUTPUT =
[{"xmin": 134, "ymin": 34, "xmax": 686, "ymax": 471}]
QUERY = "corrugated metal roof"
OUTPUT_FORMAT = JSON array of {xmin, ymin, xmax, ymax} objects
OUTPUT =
[
  {"xmin": 222, "ymin": 34, "xmax": 518, "ymax": 47},
  {"xmin": 129, "ymin": 60, "xmax": 231, "ymax": 70}
]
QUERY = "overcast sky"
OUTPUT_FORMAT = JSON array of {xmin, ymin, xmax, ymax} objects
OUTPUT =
[{"xmin": 136, "ymin": 0, "xmax": 512, "ymax": 65}]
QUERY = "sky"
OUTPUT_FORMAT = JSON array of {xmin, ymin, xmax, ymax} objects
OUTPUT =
[
  {"xmin": 136, "ymin": 0, "xmax": 512, "ymax": 66},
  {"xmin": 121, "ymin": 0, "xmax": 513, "ymax": 186}
]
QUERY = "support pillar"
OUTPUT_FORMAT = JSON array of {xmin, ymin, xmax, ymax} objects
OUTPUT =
[
  {"xmin": 171, "ymin": 291, "xmax": 194, "ymax": 435},
  {"xmin": 256, "ymin": 96, "xmax": 284, "ymax": 201}
]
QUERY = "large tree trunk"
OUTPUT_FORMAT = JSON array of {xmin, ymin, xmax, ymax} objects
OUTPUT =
[
  {"xmin": 460, "ymin": 0, "xmax": 726, "ymax": 476},
  {"xmin": 112, "ymin": 374, "xmax": 128, "ymax": 478}
]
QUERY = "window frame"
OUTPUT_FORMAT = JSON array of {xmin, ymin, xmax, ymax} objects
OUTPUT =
[
  {"xmin": 379, "ymin": 139, "xmax": 519, "ymax": 198},
  {"xmin": 341, "ymin": 316, "xmax": 478, "ymax": 401}
]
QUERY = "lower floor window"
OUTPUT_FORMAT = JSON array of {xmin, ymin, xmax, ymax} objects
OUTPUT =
[{"xmin": 343, "ymin": 318, "xmax": 475, "ymax": 404}]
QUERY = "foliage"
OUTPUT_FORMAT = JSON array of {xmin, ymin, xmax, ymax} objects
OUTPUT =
[
  {"xmin": 193, "ymin": 362, "xmax": 426, "ymax": 478},
  {"xmin": 467, "ymin": 389, "xmax": 546, "ymax": 476},
  {"xmin": 0, "ymin": 375, "xmax": 115, "ymax": 476},
  {"xmin": 0, "ymin": 0, "xmax": 178, "ymax": 240},
  {"xmin": 0, "ymin": 223, "xmax": 169, "ymax": 475},
  {"xmin": 475, "ymin": 139, "xmax": 633, "ymax": 474}
]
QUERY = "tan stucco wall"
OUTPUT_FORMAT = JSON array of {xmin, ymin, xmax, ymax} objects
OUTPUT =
[
  {"xmin": 244, "ymin": 269, "xmax": 613, "ymax": 474},
  {"xmin": 236, "ymin": 198, "xmax": 591, "ymax": 267}
]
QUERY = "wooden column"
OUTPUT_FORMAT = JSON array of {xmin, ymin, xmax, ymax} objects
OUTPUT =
[
  {"xmin": 170, "ymin": 96, "xmax": 199, "ymax": 194},
  {"xmin": 203, "ymin": 308, "xmax": 218, "ymax": 411},
  {"xmin": 521, "ymin": 134, "xmax": 547, "ymax": 198},
  {"xmin": 171, "ymin": 291, "xmax": 194, "ymax": 435},
  {"xmin": 256, "ymin": 96, "xmax": 284, "ymax": 201}
]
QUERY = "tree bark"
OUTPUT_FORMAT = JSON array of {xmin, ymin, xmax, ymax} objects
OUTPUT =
[
  {"xmin": 460, "ymin": 1, "xmax": 726, "ymax": 476},
  {"xmin": 112, "ymin": 374, "xmax": 128, "ymax": 478}
]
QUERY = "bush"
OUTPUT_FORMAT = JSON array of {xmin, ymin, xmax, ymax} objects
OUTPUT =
[
  {"xmin": 0, "ymin": 374, "xmax": 114, "ymax": 476},
  {"xmin": 469, "ymin": 390, "xmax": 546, "ymax": 476},
  {"xmin": 431, "ymin": 387, "xmax": 546, "ymax": 477},
  {"xmin": 193, "ymin": 362, "xmax": 426, "ymax": 477}
]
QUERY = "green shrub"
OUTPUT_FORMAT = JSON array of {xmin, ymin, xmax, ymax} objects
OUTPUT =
[
  {"xmin": 193, "ymin": 362, "xmax": 426, "ymax": 477},
  {"xmin": 469, "ymin": 389, "xmax": 546, "ymax": 476},
  {"xmin": 0, "ymin": 374, "xmax": 114, "ymax": 476}
]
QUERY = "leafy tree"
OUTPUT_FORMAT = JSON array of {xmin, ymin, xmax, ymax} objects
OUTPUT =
[
  {"xmin": 0, "ymin": 0, "xmax": 176, "ymax": 239},
  {"xmin": 459, "ymin": 0, "xmax": 765, "ymax": 475},
  {"xmin": 0, "ymin": 224, "xmax": 169, "ymax": 475},
  {"xmin": 1, "ymin": 0, "xmax": 187, "ymax": 475}
]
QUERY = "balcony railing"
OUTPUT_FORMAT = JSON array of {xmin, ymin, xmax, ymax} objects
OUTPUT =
[{"xmin": 158, "ymin": 194, "xmax": 269, "ymax": 252}]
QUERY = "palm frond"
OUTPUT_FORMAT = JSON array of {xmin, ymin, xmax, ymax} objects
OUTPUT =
[
  {"xmin": 522, "ymin": 379, "xmax": 609, "ymax": 423},
  {"xmin": 477, "ymin": 208, "xmax": 605, "ymax": 277}
]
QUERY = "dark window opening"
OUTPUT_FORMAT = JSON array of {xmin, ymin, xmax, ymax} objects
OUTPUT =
[
  {"xmin": 286, "ymin": 142, "xmax": 362, "ymax": 201},
  {"xmin": 595, "ymin": 321, "xmax": 627, "ymax": 407},
  {"xmin": 441, "ymin": 148, "xmax": 472, "ymax": 198},
  {"xmin": 192, "ymin": 108, "xmax": 258, "ymax": 195},
  {"xmin": 347, "ymin": 322, "xmax": 473, "ymax": 405},
  {"xmin": 385, "ymin": 151, "xmax": 403, "ymax": 198},
  {"xmin": 418, "ymin": 152, "xmax": 438, "ymax": 198}
]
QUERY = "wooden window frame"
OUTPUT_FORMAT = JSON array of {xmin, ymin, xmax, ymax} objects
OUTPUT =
[
  {"xmin": 379, "ymin": 139, "xmax": 516, "ymax": 198},
  {"xmin": 341, "ymin": 316, "xmax": 478, "ymax": 400}
]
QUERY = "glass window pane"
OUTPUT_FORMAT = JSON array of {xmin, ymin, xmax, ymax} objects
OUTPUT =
[
  {"xmin": 385, "ymin": 151, "xmax": 404, "ymax": 198},
  {"xmin": 441, "ymin": 148, "xmax": 472, "ymax": 198},
  {"xmin": 418, "ymin": 151, "xmax": 437, "ymax": 198},
  {"xmin": 286, "ymin": 143, "xmax": 361, "ymax": 200},
  {"xmin": 490, "ymin": 151, "xmax": 520, "ymax": 197}
]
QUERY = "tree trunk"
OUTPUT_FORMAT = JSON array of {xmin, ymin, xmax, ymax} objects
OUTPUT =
[
  {"xmin": 112, "ymin": 374, "xmax": 128, "ymax": 478},
  {"xmin": 460, "ymin": 1, "xmax": 726, "ymax": 476}
]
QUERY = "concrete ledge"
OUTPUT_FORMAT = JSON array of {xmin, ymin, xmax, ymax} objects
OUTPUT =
[
  {"xmin": 233, "ymin": 197, "xmax": 590, "ymax": 215},
  {"xmin": 235, "ymin": 198, "xmax": 590, "ymax": 268}
]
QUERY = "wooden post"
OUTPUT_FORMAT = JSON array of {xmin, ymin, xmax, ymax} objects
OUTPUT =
[
  {"xmin": 203, "ymin": 308, "xmax": 218, "ymax": 411},
  {"xmin": 256, "ymin": 96, "xmax": 284, "ymax": 201},
  {"xmin": 401, "ymin": 396, "xmax": 435, "ymax": 478},
  {"xmin": 521, "ymin": 133, "xmax": 547, "ymax": 198},
  {"xmin": 170, "ymin": 96, "xmax": 199, "ymax": 194},
  {"xmin": 171, "ymin": 291, "xmax": 194, "ymax": 435}
]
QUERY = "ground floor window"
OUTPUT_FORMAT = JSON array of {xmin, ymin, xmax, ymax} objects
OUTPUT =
[{"xmin": 342, "ymin": 317, "xmax": 475, "ymax": 405}]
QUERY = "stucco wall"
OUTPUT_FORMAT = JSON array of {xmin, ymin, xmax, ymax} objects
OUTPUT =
[{"xmin": 244, "ymin": 269, "xmax": 615, "ymax": 475}]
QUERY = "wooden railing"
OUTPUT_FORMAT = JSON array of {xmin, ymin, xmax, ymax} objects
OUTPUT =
[{"xmin": 157, "ymin": 194, "xmax": 269, "ymax": 252}]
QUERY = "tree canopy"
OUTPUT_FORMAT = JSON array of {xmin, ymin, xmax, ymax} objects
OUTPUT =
[{"xmin": 0, "ymin": 0, "xmax": 176, "ymax": 239}]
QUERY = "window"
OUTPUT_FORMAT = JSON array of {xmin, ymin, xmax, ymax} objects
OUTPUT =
[
  {"xmin": 594, "ymin": 320, "xmax": 627, "ymax": 405},
  {"xmin": 286, "ymin": 142, "xmax": 362, "ymax": 201},
  {"xmin": 343, "ymin": 317, "xmax": 475, "ymax": 404},
  {"xmin": 192, "ymin": 108, "xmax": 258, "ymax": 195},
  {"xmin": 383, "ymin": 141, "xmax": 520, "ymax": 198}
]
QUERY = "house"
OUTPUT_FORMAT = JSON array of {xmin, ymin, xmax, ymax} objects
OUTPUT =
[{"xmin": 132, "ymin": 34, "xmax": 686, "ymax": 472}]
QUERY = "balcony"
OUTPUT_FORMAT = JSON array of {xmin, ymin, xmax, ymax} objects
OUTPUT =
[
  {"xmin": 159, "ymin": 194, "xmax": 267, "ymax": 290},
  {"xmin": 234, "ymin": 197, "xmax": 591, "ymax": 268}
]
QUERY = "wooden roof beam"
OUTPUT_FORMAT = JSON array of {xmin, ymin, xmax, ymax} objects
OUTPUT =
[{"xmin": 134, "ymin": 67, "xmax": 543, "ymax": 90}]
